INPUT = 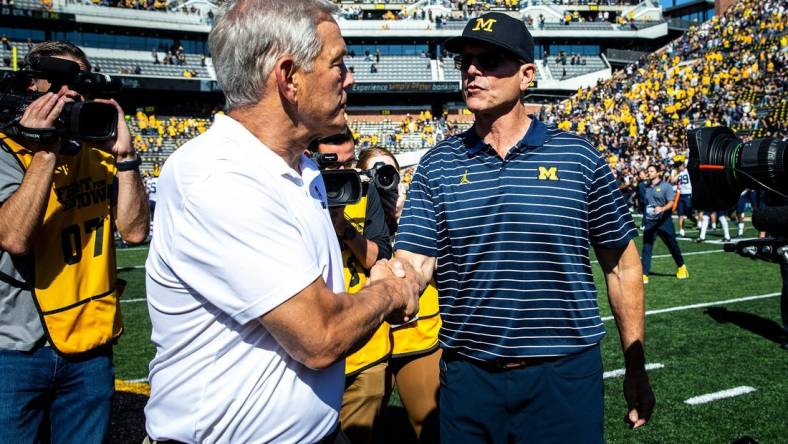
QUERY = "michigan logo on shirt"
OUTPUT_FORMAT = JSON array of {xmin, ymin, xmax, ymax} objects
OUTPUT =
[{"xmin": 537, "ymin": 166, "xmax": 559, "ymax": 180}]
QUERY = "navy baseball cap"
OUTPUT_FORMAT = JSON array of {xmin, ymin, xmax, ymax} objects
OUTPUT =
[{"xmin": 444, "ymin": 12, "xmax": 534, "ymax": 63}]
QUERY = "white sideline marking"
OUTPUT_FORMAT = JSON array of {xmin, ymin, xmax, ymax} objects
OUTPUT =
[
  {"xmin": 601, "ymin": 293, "xmax": 780, "ymax": 321},
  {"xmin": 603, "ymin": 363, "xmax": 664, "ymax": 379},
  {"xmin": 592, "ymin": 248, "xmax": 723, "ymax": 265},
  {"xmin": 117, "ymin": 246, "xmax": 149, "ymax": 252},
  {"xmin": 122, "ymin": 298, "xmax": 147, "ymax": 303},
  {"xmin": 684, "ymin": 386, "xmax": 756, "ymax": 405},
  {"xmin": 124, "ymin": 378, "xmax": 149, "ymax": 383},
  {"xmin": 118, "ymin": 265, "xmax": 145, "ymax": 270}
]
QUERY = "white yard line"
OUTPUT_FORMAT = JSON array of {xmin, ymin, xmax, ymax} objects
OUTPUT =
[
  {"xmin": 121, "ymin": 298, "xmax": 148, "ymax": 303},
  {"xmin": 603, "ymin": 363, "xmax": 664, "ymax": 379},
  {"xmin": 601, "ymin": 293, "xmax": 780, "ymax": 321},
  {"xmin": 592, "ymin": 248, "xmax": 723, "ymax": 265},
  {"xmin": 116, "ymin": 246, "xmax": 149, "ymax": 252},
  {"xmin": 684, "ymin": 386, "xmax": 756, "ymax": 405}
]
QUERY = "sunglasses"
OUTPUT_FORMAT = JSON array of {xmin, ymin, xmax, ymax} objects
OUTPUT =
[{"xmin": 453, "ymin": 53, "xmax": 524, "ymax": 72}]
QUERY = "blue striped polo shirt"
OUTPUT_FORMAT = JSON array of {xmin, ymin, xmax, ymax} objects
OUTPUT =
[{"xmin": 395, "ymin": 118, "xmax": 637, "ymax": 360}]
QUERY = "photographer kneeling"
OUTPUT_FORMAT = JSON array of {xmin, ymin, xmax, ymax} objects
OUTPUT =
[
  {"xmin": 311, "ymin": 128, "xmax": 392, "ymax": 444},
  {"xmin": 0, "ymin": 41, "xmax": 149, "ymax": 442}
]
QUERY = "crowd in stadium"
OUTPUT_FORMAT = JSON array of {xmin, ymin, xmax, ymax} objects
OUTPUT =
[
  {"xmin": 536, "ymin": 0, "xmax": 786, "ymax": 205},
  {"xmin": 125, "ymin": 0, "xmax": 787, "ymax": 191},
  {"xmin": 63, "ymin": 0, "xmax": 215, "ymax": 21}
]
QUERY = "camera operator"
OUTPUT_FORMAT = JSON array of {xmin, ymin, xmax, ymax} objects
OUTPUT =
[
  {"xmin": 310, "ymin": 128, "xmax": 393, "ymax": 444},
  {"xmin": 0, "ymin": 41, "xmax": 149, "ymax": 442}
]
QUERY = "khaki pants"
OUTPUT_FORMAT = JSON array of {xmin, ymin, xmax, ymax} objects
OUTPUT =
[
  {"xmin": 339, "ymin": 361, "xmax": 388, "ymax": 444},
  {"xmin": 389, "ymin": 348, "xmax": 441, "ymax": 443}
]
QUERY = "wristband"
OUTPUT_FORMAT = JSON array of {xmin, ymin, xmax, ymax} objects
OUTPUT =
[{"xmin": 116, "ymin": 155, "xmax": 141, "ymax": 172}]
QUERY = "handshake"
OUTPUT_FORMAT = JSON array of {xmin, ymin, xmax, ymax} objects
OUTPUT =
[{"xmin": 369, "ymin": 258, "xmax": 422, "ymax": 325}]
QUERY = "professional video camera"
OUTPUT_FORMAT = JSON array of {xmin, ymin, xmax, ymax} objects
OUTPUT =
[
  {"xmin": 687, "ymin": 127, "xmax": 787, "ymax": 264},
  {"xmin": 313, "ymin": 153, "xmax": 400, "ymax": 207},
  {"xmin": 0, "ymin": 56, "xmax": 122, "ymax": 145}
]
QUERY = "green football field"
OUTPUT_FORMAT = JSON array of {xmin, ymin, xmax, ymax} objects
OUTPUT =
[{"xmin": 109, "ymin": 222, "xmax": 788, "ymax": 443}]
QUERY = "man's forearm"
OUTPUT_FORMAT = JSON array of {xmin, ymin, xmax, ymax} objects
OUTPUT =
[
  {"xmin": 114, "ymin": 169, "xmax": 149, "ymax": 244},
  {"xmin": 600, "ymin": 241, "xmax": 645, "ymax": 350},
  {"xmin": 344, "ymin": 234, "xmax": 379, "ymax": 269},
  {"xmin": 322, "ymin": 279, "xmax": 400, "ymax": 359},
  {"xmin": 262, "ymin": 270, "xmax": 415, "ymax": 370},
  {"xmin": 0, "ymin": 152, "xmax": 56, "ymax": 255}
]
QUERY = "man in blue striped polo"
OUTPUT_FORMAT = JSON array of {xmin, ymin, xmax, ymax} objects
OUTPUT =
[{"xmin": 395, "ymin": 12, "xmax": 655, "ymax": 443}]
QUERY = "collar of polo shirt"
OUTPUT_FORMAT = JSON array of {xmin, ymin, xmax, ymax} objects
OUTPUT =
[{"xmin": 464, "ymin": 117, "xmax": 548, "ymax": 156}]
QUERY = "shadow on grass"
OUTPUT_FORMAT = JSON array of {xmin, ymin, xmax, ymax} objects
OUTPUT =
[
  {"xmin": 109, "ymin": 394, "xmax": 433, "ymax": 443},
  {"xmin": 705, "ymin": 306, "xmax": 787, "ymax": 345},
  {"xmin": 110, "ymin": 391, "xmax": 147, "ymax": 444}
]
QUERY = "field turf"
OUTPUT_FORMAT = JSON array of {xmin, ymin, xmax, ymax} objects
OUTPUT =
[{"xmin": 109, "ymin": 222, "xmax": 787, "ymax": 443}]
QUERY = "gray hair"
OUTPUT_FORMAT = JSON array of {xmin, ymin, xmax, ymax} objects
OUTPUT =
[{"xmin": 208, "ymin": 0, "xmax": 338, "ymax": 111}]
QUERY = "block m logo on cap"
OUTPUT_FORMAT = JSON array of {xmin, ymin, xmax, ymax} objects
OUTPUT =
[
  {"xmin": 472, "ymin": 18, "xmax": 497, "ymax": 32},
  {"xmin": 538, "ymin": 166, "xmax": 559, "ymax": 180}
]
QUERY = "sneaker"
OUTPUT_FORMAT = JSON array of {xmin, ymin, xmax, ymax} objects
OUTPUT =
[
  {"xmin": 643, "ymin": 275, "xmax": 649, "ymax": 285},
  {"xmin": 723, "ymin": 237, "xmax": 731, "ymax": 243},
  {"xmin": 676, "ymin": 265, "xmax": 689, "ymax": 279},
  {"xmin": 679, "ymin": 229, "xmax": 685, "ymax": 237},
  {"xmin": 695, "ymin": 238, "xmax": 705, "ymax": 243}
]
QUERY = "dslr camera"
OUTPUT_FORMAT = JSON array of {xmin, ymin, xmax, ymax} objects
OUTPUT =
[
  {"xmin": 313, "ymin": 153, "xmax": 400, "ymax": 207},
  {"xmin": 687, "ymin": 126, "xmax": 787, "ymax": 263},
  {"xmin": 0, "ymin": 56, "xmax": 122, "ymax": 145}
]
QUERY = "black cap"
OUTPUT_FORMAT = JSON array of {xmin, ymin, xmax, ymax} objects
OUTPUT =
[{"xmin": 444, "ymin": 12, "xmax": 534, "ymax": 63}]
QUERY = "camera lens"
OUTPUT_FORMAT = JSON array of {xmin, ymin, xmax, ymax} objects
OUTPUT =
[
  {"xmin": 372, "ymin": 164, "xmax": 400, "ymax": 191},
  {"xmin": 68, "ymin": 101, "xmax": 118, "ymax": 141},
  {"xmin": 322, "ymin": 169, "xmax": 362, "ymax": 207},
  {"xmin": 687, "ymin": 127, "xmax": 786, "ymax": 210}
]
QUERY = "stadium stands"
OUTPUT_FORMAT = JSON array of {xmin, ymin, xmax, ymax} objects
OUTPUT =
[
  {"xmin": 347, "ymin": 113, "xmax": 473, "ymax": 152},
  {"xmin": 0, "ymin": 40, "xmax": 210, "ymax": 78},
  {"xmin": 537, "ymin": 0, "xmax": 786, "ymax": 194},
  {"xmin": 128, "ymin": 112, "xmax": 212, "ymax": 175},
  {"xmin": 346, "ymin": 55, "xmax": 433, "ymax": 83},
  {"xmin": 544, "ymin": 55, "xmax": 607, "ymax": 79}
]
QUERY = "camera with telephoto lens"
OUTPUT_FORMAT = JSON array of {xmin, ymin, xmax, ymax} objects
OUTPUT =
[
  {"xmin": 0, "ymin": 56, "xmax": 122, "ymax": 144},
  {"xmin": 362, "ymin": 161, "xmax": 400, "ymax": 192},
  {"xmin": 687, "ymin": 127, "xmax": 787, "ymax": 263}
]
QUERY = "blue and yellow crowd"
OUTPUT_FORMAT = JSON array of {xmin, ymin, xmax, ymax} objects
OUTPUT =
[{"xmin": 539, "ymin": 0, "xmax": 786, "ymax": 183}]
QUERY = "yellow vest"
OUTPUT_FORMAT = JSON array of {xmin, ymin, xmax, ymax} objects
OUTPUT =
[
  {"xmin": 391, "ymin": 280, "xmax": 441, "ymax": 357},
  {"xmin": 342, "ymin": 195, "xmax": 392, "ymax": 376},
  {"xmin": 1, "ymin": 135, "xmax": 123, "ymax": 355}
]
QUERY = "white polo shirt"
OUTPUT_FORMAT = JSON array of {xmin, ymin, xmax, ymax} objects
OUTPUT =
[{"xmin": 144, "ymin": 114, "xmax": 345, "ymax": 443}]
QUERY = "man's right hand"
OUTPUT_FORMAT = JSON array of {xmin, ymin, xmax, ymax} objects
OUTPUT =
[
  {"xmin": 18, "ymin": 86, "xmax": 77, "ymax": 152},
  {"xmin": 370, "ymin": 258, "xmax": 420, "ymax": 324}
]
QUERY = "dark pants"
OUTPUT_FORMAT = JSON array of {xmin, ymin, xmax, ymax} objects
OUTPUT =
[
  {"xmin": 0, "ymin": 345, "xmax": 114, "ymax": 444},
  {"xmin": 439, "ymin": 345, "xmax": 604, "ymax": 444},
  {"xmin": 641, "ymin": 215, "xmax": 684, "ymax": 275}
]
